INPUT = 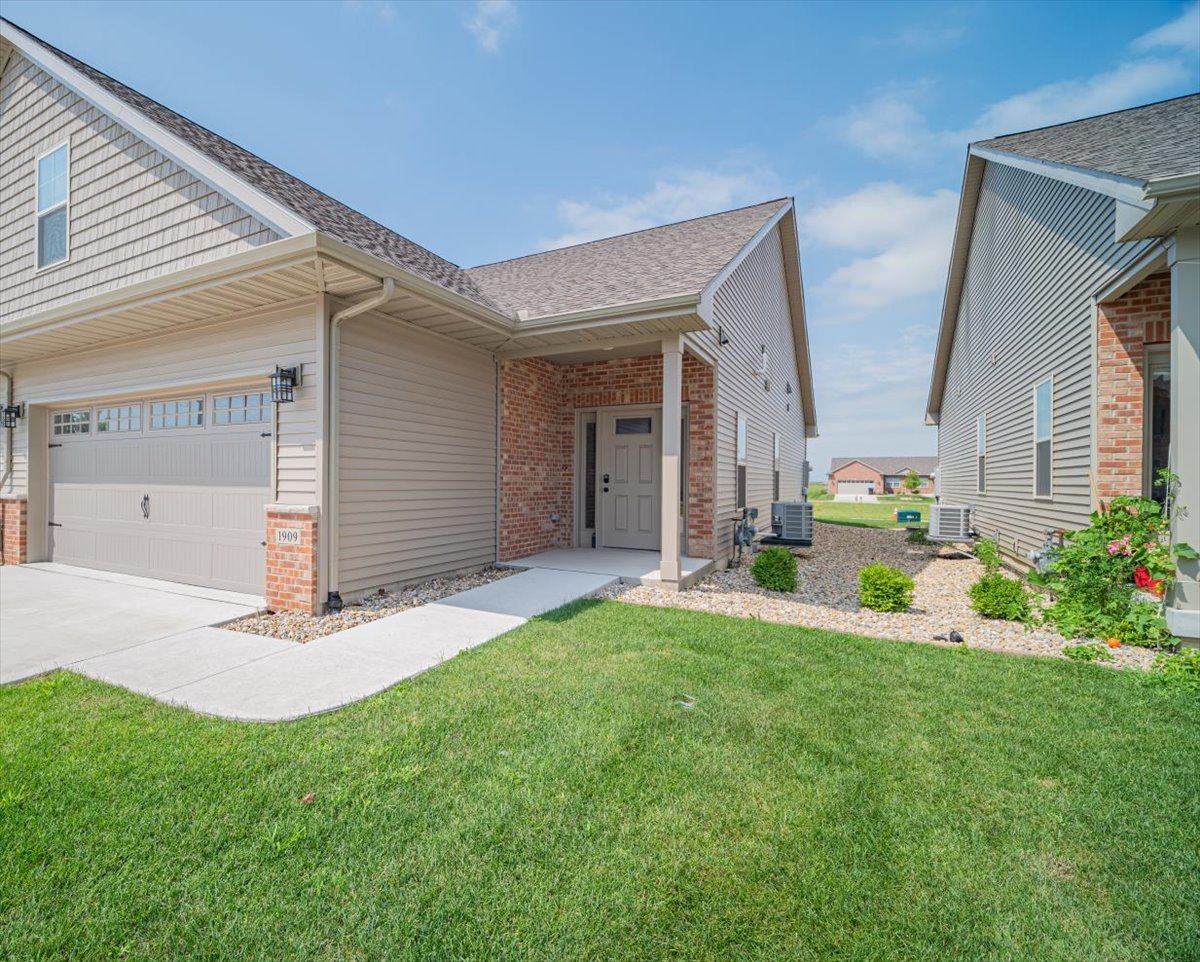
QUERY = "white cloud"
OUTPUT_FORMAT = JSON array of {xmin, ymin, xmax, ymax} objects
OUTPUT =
[
  {"xmin": 801, "ymin": 183, "xmax": 958, "ymax": 311},
  {"xmin": 539, "ymin": 162, "xmax": 782, "ymax": 249},
  {"xmin": 839, "ymin": 5, "xmax": 1197, "ymax": 160},
  {"xmin": 465, "ymin": 0, "xmax": 518, "ymax": 52},
  {"xmin": 1132, "ymin": 1, "xmax": 1200, "ymax": 52},
  {"xmin": 342, "ymin": 0, "xmax": 397, "ymax": 27}
]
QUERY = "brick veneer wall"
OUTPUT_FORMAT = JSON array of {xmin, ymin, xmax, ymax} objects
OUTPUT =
[
  {"xmin": 1096, "ymin": 271, "xmax": 1171, "ymax": 502},
  {"xmin": 828, "ymin": 466, "xmax": 884, "ymax": 495},
  {"xmin": 498, "ymin": 353, "xmax": 716, "ymax": 561},
  {"xmin": 265, "ymin": 508, "xmax": 319, "ymax": 614},
  {"xmin": 0, "ymin": 498, "xmax": 28, "ymax": 565}
]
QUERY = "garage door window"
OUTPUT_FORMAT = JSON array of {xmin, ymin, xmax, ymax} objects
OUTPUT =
[
  {"xmin": 214, "ymin": 392, "xmax": 271, "ymax": 425},
  {"xmin": 150, "ymin": 398, "xmax": 203, "ymax": 429},
  {"xmin": 96, "ymin": 405, "xmax": 141, "ymax": 433},
  {"xmin": 52, "ymin": 410, "xmax": 90, "ymax": 436}
]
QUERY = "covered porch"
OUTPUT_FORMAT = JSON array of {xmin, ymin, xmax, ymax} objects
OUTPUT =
[{"xmin": 497, "ymin": 333, "xmax": 717, "ymax": 590}]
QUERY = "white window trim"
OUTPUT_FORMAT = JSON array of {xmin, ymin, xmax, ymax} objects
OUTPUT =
[
  {"xmin": 1143, "ymin": 344, "xmax": 1170, "ymax": 496},
  {"xmin": 34, "ymin": 141, "xmax": 70, "ymax": 273},
  {"xmin": 51, "ymin": 408, "xmax": 91, "ymax": 437},
  {"xmin": 976, "ymin": 413, "xmax": 986, "ymax": 494},
  {"xmin": 213, "ymin": 390, "xmax": 273, "ymax": 427},
  {"xmin": 735, "ymin": 413, "xmax": 748, "ymax": 510},
  {"xmin": 1033, "ymin": 376, "xmax": 1053, "ymax": 500},
  {"xmin": 148, "ymin": 396, "xmax": 205, "ymax": 431},
  {"xmin": 94, "ymin": 404, "xmax": 142, "ymax": 434}
]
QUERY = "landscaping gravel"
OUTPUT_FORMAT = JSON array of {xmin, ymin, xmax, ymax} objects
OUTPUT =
[
  {"xmin": 595, "ymin": 522, "xmax": 1159, "ymax": 670},
  {"xmin": 229, "ymin": 567, "xmax": 517, "ymax": 643}
]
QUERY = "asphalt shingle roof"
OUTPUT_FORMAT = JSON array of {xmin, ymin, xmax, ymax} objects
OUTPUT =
[
  {"xmin": 974, "ymin": 93, "xmax": 1200, "ymax": 183},
  {"xmin": 466, "ymin": 200, "xmax": 790, "ymax": 318},
  {"xmin": 830, "ymin": 457, "xmax": 938, "ymax": 477},
  {"xmin": 3, "ymin": 19, "xmax": 502, "ymax": 311}
]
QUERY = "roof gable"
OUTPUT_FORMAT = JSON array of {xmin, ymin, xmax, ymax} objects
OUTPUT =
[{"xmin": 831, "ymin": 456, "xmax": 937, "ymax": 476}]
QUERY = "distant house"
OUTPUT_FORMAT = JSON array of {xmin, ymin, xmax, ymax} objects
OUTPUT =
[
  {"xmin": 828, "ymin": 457, "xmax": 937, "ymax": 497},
  {"xmin": 925, "ymin": 94, "xmax": 1199, "ymax": 644}
]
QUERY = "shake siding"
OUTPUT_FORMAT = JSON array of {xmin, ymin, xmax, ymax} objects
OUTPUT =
[
  {"xmin": 0, "ymin": 304, "xmax": 320, "ymax": 502},
  {"xmin": 337, "ymin": 314, "xmax": 497, "ymax": 596},
  {"xmin": 0, "ymin": 53, "xmax": 279, "ymax": 322},
  {"xmin": 937, "ymin": 162, "xmax": 1155, "ymax": 558},
  {"xmin": 694, "ymin": 226, "xmax": 807, "ymax": 562}
]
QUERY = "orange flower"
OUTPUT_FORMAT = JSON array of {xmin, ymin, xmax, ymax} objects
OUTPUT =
[{"xmin": 1106, "ymin": 638, "xmax": 1121, "ymax": 649}]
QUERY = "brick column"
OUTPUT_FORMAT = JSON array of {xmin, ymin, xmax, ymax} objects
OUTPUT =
[
  {"xmin": 265, "ymin": 506, "xmax": 319, "ymax": 614},
  {"xmin": 0, "ymin": 498, "xmax": 28, "ymax": 565}
]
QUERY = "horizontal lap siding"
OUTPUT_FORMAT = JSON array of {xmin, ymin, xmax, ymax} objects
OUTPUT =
[
  {"xmin": 337, "ymin": 315, "xmax": 496, "ymax": 595},
  {"xmin": 0, "ymin": 52, "xmax": 278, "ymax": 322},
  {"xmin": 0, "ymin": 304, "xmax": 320, "ymax": 503},
  {"xmin": 937, "ymin": 163, "xmax": 1154, "ymax": 558},
  {"xmin": 695, "ymin": 227, "xmax": 807, "ymax": 562}
]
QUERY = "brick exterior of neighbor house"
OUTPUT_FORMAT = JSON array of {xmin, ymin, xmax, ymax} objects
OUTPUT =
[
  {"xmin": 827, "ymin": 460, "xmax": 935, "ymax": 495},
  {"xmin": 0, "ymin": 497, "xmax": 28, "ymax": 565},
  {"xmin": 265, "ymin": 508, "xmax": 319, "ymax": 614},
  {"xmin": 1096, "ymin": 271, "xmax": 1171, "ymax": 502},
  {"xmin": 499, "ymin": 353, "xmax": 716, "ymax": 562}
]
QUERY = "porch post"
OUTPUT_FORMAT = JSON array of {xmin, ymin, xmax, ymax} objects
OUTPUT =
[
  {"xmin": 1167, "ymin": 227, "xmax": 1200, "ymax": 644},
  {"xmin": 661, "ymin": 336, "xmax": 683, "ymax": 585}
]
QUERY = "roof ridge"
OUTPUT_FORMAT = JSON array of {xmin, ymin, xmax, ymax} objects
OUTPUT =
[
  {"xmin": 975, "ymin": 91, "xmax": 1200, "ymax": 146},
  {"xmin": 467, "ymin": 197, "xmax": 791, "ymax": 271}
]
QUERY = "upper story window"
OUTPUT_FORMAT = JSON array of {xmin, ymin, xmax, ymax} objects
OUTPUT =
[{"xmin": 36, "ymin": 143, "xmax": 70, "ymax": 269}]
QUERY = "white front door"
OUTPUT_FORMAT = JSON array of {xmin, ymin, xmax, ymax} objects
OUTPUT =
[{"xmin": 600, "ymin": 410, "xmax": 660, "ymax": 550}]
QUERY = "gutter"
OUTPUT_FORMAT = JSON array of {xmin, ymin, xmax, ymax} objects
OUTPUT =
[
  {"xmin": 1144, "ymin": 172, "xmax": 1200, "ymax": 202},
  {"xmin": 326, "ymin": 278, "xmax": 399, "ymax": 605}
]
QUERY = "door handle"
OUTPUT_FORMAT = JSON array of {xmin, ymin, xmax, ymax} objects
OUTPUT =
[
  {"xmin": 140, "ymin": 494, "xmax": 150, "ymax": 520},
  {"xmin": 603, "ymin": 474, "xmax": 610, "ymax": 483}
]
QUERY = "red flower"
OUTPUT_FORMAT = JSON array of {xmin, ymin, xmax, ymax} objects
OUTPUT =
[{"xmin": 1134, "ymin": 565, "xmax": 1165, "ymax": 597}]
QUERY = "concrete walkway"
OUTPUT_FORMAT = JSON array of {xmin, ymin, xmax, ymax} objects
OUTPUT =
[{"xmin": 3, "ymin": 564, "xmax": 614, "ymax": 721}]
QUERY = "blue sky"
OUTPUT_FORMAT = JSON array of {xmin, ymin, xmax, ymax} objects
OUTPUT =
[{"xmin": 6, "ymin": 0, "xmax": 1198, "ymax": 478}]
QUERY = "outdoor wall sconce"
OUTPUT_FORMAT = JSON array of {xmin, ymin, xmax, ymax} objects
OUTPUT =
[
  {"xmin": 1, "ymin": 403, "xmax": 23, "ymax": 429},
  {"xmin": 717, "ymin": 325, "xmax": 730, "ymax": 346},
  {"xmin": 270, "ymin": 366, "xmax": 299, "ymax": 403}
]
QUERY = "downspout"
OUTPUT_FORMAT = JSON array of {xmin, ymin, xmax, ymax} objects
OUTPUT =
[{"xmin": 327, "ymin": 277, "xmax": 398, "ymax": 606}]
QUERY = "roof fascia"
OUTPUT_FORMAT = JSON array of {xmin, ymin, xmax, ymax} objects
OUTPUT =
[
  {"xmin": 1144, "ymin": 172, "xmax": 1200, "ymax": 201},
  {"xmin": 697, "ymin": 200, "xmax": 792, "ymax": 323},
  {"xmin": 968, "ymin": 145, "xmax": 1151, "ymax": 208},
  {"xmin": 509, "ymin": 293, "xmax": 700, "ymax": 337},
  {"xmin": 1, "ymin": 21, "xmax": 314, "ymax": 238},
  {"xmin": 926, "ymin": 152, "xmax": 985, "ymax": 424},
  {"xmin": 776, "ymin": 207, "xmax": 819, "ymax": 437}
]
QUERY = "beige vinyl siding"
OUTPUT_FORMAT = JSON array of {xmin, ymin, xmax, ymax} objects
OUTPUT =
[
  {"xmin": 0, "ymin": 51, "xmax": 279, "ymax": 322},
  {"xmin": 1, "ymin": 303, "xmax": 319, "ymax": 505},
  {"xmin": 937, "ymin": 162, "xmax": 1155, "ymax": 558},
  {"xmin": 694, "ymin": 226, "xmax": 807, "ymax": 562},
  {"xmin": 337, "ymin": 314, "xmax": 497, "ymax": 596}
]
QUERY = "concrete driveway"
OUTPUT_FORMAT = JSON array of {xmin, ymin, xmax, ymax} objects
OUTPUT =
[{"xmin": 0, "ymin": 564, "xmax": 262, "ymax": 684}]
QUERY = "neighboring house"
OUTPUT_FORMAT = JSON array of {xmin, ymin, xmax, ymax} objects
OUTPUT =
[
  {"xmin": 926, "ymin": 94, "xmax": 1199, "ymax": 643},
  {"xmin": 828, "ymin": 457, "xmax": 937, "ymax": 496},
  {"xmin": 0, "ymin": 21, "xmax": 817, "ymax": 613}
]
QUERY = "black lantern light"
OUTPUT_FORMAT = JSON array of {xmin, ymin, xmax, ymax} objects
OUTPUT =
[
  {"xmin": 1, "ymin": 403, "xmax": 22, "ymax": 429},
  {"xmin": 270, "ymin": 366, "xmax": 298, "ymax": 403}
]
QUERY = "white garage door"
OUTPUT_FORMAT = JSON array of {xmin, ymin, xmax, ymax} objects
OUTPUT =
[
  {"xmin": 47, "ymin": 392, "xmax": 272, "ymax": 595},
  {"xmin": 837, "ymin": 480, "xmax": 875, "ymax": 495}
]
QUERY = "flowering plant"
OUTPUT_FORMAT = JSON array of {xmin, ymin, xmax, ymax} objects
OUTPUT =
[{"xmin": 1134, "ymin": 565, "xmax": 1165, "ymax": 597}]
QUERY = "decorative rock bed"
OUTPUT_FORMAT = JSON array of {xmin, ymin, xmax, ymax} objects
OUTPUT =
[
  {"xmin": 595, "ymin": 522, "xmax": 1158, "ymax": 670},
  {"xmin": 230, "ymin": 566, "xmax": 516, "ymax": 643}
]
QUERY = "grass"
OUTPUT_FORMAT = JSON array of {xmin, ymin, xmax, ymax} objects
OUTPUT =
[
  {"xmin": 2, "ymin": 600, "xmax": 1198, "ymax": 961},
  {"xmin": 812, "ymin": 495, "xmax": 933, "ymax": 529}
]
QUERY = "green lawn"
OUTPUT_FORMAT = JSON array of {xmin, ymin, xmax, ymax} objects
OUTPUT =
[
  {"xmin": 2, "ymin": 601, "xmax": 1197, "ymax": 961},
  {"xmin": 813, "ymin": 495, "xmax": 934, "ymax": 528}
]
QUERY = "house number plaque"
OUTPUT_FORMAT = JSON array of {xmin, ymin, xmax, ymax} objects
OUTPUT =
[{"xmin": 275, "ymin": 528, "xmax": 302, "ymax": 545}]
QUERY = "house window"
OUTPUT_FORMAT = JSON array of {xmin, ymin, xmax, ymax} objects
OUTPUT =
[
  {"xmin": 1146, "ymin": 348, "xmax": 1170, "ymax": 501},
  {"xmin": 214, "ymin": 392, "xmax": 271, "ymax": 425},
  {"xmin": 977, "ymin": 415, "xmax": 986, "ymax": 493},
  {"xmin": 1034, "ymin": 378, "xmax": 1052, "ymax": 498},
  {"xmin": 52, "ymin": 409, "xmax": 90, "ymax": 436},
  {"xmin": 150, "ymin": 398, "xmax": 203, "ymax": 430},
  {"xmin": 36, "ymin": 143, "xmax": 70, "ymax": 268},
  {"xmin": 96, "ymin": 405, "xmax": 141, "ymax": 433},
  {"xmin": 772, "ymin": 432, "xmax": 780, "ymax": 501},
  {"xmin": 736, "ymin": 414, "xmax": 748, "ymax": 509},
  {"xmin": 614, "ymin": 416, "xmax": 652, "ymax": 435}
]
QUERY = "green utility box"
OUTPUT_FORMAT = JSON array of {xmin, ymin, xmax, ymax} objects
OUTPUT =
[{"xmin": 895, "ymin": 509, "xmax": 922, "ymax": 524}]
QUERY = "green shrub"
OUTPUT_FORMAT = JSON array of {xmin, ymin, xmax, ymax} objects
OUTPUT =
[
  {"xmin": 1062, "ymin": 643, "xmax": 1114, "ymax": 663},
  {"xmin": 859, "ymin": 563, "xmax": 914, "ymax": 612},
  {"xmin": 974, "ymin": 538, "xmax": 1002, "ymax": 575},
  {"xmin": 1145, "ymin": 647, "xmax": 1200, "ymax": 693},
  {"xmin": 906, "ymin": 528, "xmax": 928, "ymax": 545},
  {"xmin": 969, "ymin": 574, "xmax": 1031, "ymax": 621},
  {"xmin": 751, "ymin": 547, "xmax": 797, "ymax": 593}
]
